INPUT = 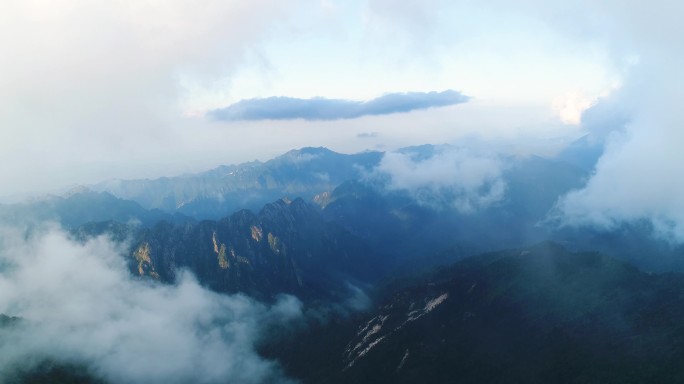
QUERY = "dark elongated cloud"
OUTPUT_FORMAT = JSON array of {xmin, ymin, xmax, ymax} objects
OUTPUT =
[
  {"xmin": 209, "ymin": 90, "xmax": 469, "ymax": 121},
  {"xmin": 356, "ymin": 132, "xmax": 379, "ymax": 139}
]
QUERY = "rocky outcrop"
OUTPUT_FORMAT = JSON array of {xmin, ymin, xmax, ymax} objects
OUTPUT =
[{"xmin": 129, "ymin": 198, "xmax": 386, "ymax": 300}]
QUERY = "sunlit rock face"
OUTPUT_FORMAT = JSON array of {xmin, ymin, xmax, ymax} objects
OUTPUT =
[{"xmin": 129, "ymin": 198, "xmax": 386, "ymax": 300}]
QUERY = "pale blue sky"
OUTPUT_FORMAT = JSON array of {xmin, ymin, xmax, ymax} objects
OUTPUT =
[
  {"xmin": 0, "ymin": 0, "xmax": 660, "ymax": 198},
  {"xmin": 181, "ymin": 0, "xmax": 614, "ymax": 112}
]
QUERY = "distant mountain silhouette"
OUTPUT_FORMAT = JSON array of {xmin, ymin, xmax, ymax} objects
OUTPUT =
[{"xmin": 92, "ymin": 147, "xmax": 383, "ymax": 219}]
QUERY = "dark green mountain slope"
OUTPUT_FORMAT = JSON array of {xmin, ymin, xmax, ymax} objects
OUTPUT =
[
  {"xmin": 319, "ymin": 155, "xmax": 588, "ymax": 269},
  {"xmin": 268, "ymin": 243, "xmax": 684, "ymax": 383}
]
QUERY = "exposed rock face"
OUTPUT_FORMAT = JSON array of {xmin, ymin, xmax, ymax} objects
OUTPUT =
[{"xmin": 133, "ymin": 242, "xmax": 159, "ymax": 279}]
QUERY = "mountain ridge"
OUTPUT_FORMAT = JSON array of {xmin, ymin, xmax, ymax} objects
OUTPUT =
[{"xmin": 90, "ymin": 147, "xmax": 384, "ymax": 218}]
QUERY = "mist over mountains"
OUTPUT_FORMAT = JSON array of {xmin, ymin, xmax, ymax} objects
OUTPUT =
[
  {"xmin": 4, "ymin": 0, "xmax": 684, "ymax": 383},
  {"xmin": 90, "ymin": 147, "xmax": 383, "ymax": 219},
  {"xmin": 268, "ymin": 243, "xmax": 684, "ymax": 383},
  {"xmin": 2, "ymin": 141, "xmax": 684, "ymax": 383},
  {"xmin": 5, "ymin": 141, "xmax": 680, "ymax": 271}
]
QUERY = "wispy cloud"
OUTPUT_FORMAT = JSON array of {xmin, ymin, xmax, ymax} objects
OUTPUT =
[
  {"xmin": 545, "ymin": 0, "xmax": 684, "ymax": 241},
  {"xmin": 209, "ymin": 90, "xmax": 469, "ymax": 121},
  {"xmin": 0, "ymin": 226, "xmax": 301, "ymax": 383},
  {"xmin": 367, "ymin": 146, "xmax": 506, "ymax": 212}
]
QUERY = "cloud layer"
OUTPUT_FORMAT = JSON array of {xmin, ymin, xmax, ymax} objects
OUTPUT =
[
  {"xmin": 209, "ymin": 90, "xmax": 468, "ymax": 121},
  {"xmin": 369, "ymin": 146, "xmax": 505, "ymax": 212},
  {"xmin": 0, "ymin": 0, "xmax": 306, "ymax": 196},
  {"xmin": 543, "ymin": 1, "xmax": 684, "ymax": 241},
  {"xmin": 0, "ymin": 227, "xmax": 301, "ymax": 384},
  {"xmin": 0, "ymin": 1, "xmax": 606, "ymax": 198}
]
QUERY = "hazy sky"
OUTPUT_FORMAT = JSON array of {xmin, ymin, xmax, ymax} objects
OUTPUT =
[{"xmin": 0, "ymin": 0, "xmax": 646, "ymax": 198}]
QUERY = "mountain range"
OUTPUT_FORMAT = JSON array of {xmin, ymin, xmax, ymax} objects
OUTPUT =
[
  {"xmin": 4, "ymin": 142, "xmax": 684, "ymax": 383},
  {"xmin": 91, "ymin": 147, "xmax": 383, "ymax": 219}
]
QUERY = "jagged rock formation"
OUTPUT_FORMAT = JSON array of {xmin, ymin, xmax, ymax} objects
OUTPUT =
[{"xmin": 129, "ymin": 198, "xmax": 386, "ymax": 300}]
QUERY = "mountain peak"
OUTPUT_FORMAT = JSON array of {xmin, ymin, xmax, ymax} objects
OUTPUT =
[
  {"xmin": 274, "ymin": 147, "xmax": 339, "ymax": 164},
  {"xmin": 288, "ymin": 146, "xmax": 336, "ymax": 155}
]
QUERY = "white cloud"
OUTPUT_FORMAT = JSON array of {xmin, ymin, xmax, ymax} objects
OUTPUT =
[
  {"xmin": 541, "ymin": 1, "xmax": 684, "ymax": 241},
  {"xmin": 0, "ymin": 0, "xmax": 621, "ymax": 199},
  {"xmin": 556, "ymin": 81, "xmax": 684, "ymax": 240},
  {"xmin": 0, "ymin": 0, "xmax": 305, "ymax": 196},
  {"xmin": 552, "ymin": 90, "xmax": 599, "ymax": 125},
  {"xmin": 370, "ymin": 147, "xmax": 506, "ymax": 212},
  {"xmin": 0, "ymin": 226, "xmax": 301, "ymax": 383}
]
